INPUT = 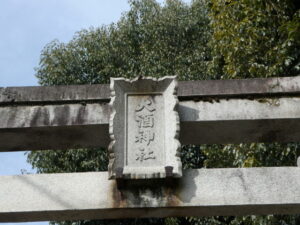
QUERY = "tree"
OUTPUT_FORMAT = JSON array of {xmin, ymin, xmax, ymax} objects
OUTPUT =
[
  {"xmin": 36, "ymin": 0, "xmax": 211, "ymax": 86},
  {"xmin": 28, "ymin": 0, "xmax": 300, "ymax": 224},
  {"xmin": 208, "ymin": 0, "xmax": 300, "ymax": 79}
]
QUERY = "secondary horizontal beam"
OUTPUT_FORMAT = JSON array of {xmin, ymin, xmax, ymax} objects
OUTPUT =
[{"xmin": 0, "ymin": 167, "xmax": 299, "ymax": 222}]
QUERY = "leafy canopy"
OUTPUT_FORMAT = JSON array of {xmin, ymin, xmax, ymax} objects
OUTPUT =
[{"xmin": 208, "ymin": 0, "xmax": 300, "ymax": 79}]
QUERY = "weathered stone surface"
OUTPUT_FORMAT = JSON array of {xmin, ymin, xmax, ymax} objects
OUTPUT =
[
  {"xmin": 1, "ymin": 76, "xmax": 300, "ymax": 223},
  {"xmin": 109, "ymin": 76, "xmax": 181, "ymax": 179},
  {"xmin": 1, "ymin": 97, "xmax": 300, "ymax": 151},
  {"xmin": 0, "ymin": 167, "xmax": 299, "ymax": 222},
  {"xmin": 1, "ymin": 76, "xmax": 300, "ymax": 151},
  {"xmin": 179, "ymin": 97, "xmax": 300, "ymax": 144},
  {"xmin": 0, "ymin": 84, "xmax": 110, "ymax": 104},
  {"xmin": 178, "ymin": 76, "xmax": 300, "ymax": 99},
  {"xmin": 1, "ymin": 76, "xmax": 300, "ymax": 104}
]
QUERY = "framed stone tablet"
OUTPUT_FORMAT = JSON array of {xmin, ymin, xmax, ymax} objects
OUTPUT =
[{"xmin": 108, "ymin": 76, "xmax": 181, "ymax": 179}]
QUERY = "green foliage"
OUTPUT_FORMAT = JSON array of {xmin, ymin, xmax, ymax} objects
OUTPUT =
[
  {"xmin": 28, "ymin": 0, "xmax": 300, "ymax": 224},
  {"xmin": 208, "ymin": 0, "xmax": 300, "ymax": 79},
  {"xmin": 186, "ymin": 215, "xmax": 300, "ymax": 225},
  {"xmin": 203, "ymin": 143, "xmax": 300, "ymax": 168},
  {"xmin": 36, "ymin": 0, "xmax": 211, "ymax": 86},
  {"xmin": 26, "ymin": 148, "xmax": 108, "ymax": 173}
]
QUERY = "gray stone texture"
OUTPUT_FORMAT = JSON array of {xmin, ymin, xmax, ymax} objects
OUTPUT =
[
  {"xmin": 1, "ymin": 76, "xmax": 300, "ymax": 222},
  {"xmin": 1, "ymin": 97, "xmax": 300, "ymax": 151},
  {"xmin": 1, "ymin": 76, "xmax": 300, "ymax": 151},
  {"xmin": 1, "ymin": 76, "xmax": 299, "ymax": 104},
  {"xmin": 0, "ymin": 167, "xmax": 299, "ymax": 222},
  {"xmin": 109, "ymin": 76, "xmax": 181, "ymax": 179}
]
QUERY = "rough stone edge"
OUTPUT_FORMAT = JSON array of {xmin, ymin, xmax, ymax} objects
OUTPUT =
[
  {"xmin": 172, "ymin": 77, "xmax": 182, "ymax": 178},
  {"xmin": 108, "ymin": 78, "xmax": 117, "ymax": 179},
  {"xmin": 108, "ymin": 76, "xmax": 181, "ymax": 179}
]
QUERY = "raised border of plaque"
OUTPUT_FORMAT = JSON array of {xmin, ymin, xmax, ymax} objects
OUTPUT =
[{"xmin": 108, "ymin": 76, "xmax": 182, "ymax": 179}]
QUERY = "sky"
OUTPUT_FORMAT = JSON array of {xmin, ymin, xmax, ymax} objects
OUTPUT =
[{"xmin": 0, "ymin": 0, "xmax": 190, "ymax": 224}]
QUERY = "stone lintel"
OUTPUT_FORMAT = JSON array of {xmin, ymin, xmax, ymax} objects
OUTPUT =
[
  {"xmin": 0, "ymin": 167, "xmax": 299, "ymax": 222},
  {"xmin": 1, "ymin": 76, "xmax": 300, "ymax": 105}
]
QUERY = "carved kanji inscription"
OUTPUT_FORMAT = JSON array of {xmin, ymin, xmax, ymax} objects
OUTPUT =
[
  {"xmin": 127, "ymin": 95, "xmax": 164, "ymax": 167},
  {"xmin": 109, "ymin": 76, "xmax": 182, "ymax": 179}
]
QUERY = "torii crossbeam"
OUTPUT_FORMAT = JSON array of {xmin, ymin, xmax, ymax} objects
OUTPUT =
[{"xmin": 0, "ymin": 76, "xmax": 299, "ymax": 222}]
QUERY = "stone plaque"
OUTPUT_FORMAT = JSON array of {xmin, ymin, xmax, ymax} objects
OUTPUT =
[{"xmin": 108, "ymin": 76, "xmax": 181, "ymax": 179}]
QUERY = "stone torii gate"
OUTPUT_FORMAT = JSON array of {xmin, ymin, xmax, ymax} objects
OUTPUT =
[{"xmin": 0, "ymin": 76, "xmax": 300, "ymax": 222}]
